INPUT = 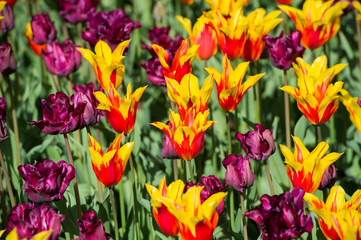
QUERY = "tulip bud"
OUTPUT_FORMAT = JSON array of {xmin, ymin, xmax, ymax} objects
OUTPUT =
[
  {"xmin": 58, "ymin": 0, "xmax": 98, "ymax": 24},
  {"xmin": 161, "ymin": 121, "xmax": 180, "ymax": 159},
  {"xmin": 77, "ymin": 211, "xmax": 111, "ymax": 240},
  {"xmin": 0, "ymin": 97, "xmax": 8, "ymax": 142},
  {"xmin": 318, "ymin": 164, "xmax": 337, "ymax": 190},
  {"xmin": 0, "ymin": 4, "xmax": 14, "ymax": 33},
  {"xmin": 0, "ymin": 43, "xmax": 17, "ymax": 76},
  {"xmin": 30, "ymin": 13, "xmax": 57, "ymax": 45}
]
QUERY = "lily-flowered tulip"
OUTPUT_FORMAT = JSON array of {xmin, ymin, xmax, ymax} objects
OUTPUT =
[
  {"xmin": 76, "ymin": 211, "xmax": 111, "ymax": 240},
  {"xmin": 235, "ymin": 124, "xmax": 276, "ymax": 161},
  {"xmin": 279, "ymin": 0, "xmax": 349, "ymax": 49},
  {"xmin": 161, "ymin": 121, "xmax": 180, "ymax": 159},
  {"xmin": 281, "ymin": 56, "xmax": 346, "ymax": 125},
  {"xmin": 78, "ymin": 40, "xmax": 129, "ymax": 91},
  {"xmin": 18, "ymin": 159, "xmax": 75, "ymax": 202},
  {"xmin": 88, "ymin": 134, "xmax": 133, "ymax": 187},
  {"xmin": 205, "ymin": 54, "xmax": 264, "ymax": 112},
  {"xmin": 29, "ymin": 13, "xmax": 57, "ymax": 45},
  {"xmin": 203, "ymin": 0, "xmax": 246, "ymax": 16},
  {"xmin": 0, "ymin": 43, "xmax": 16, "ymax": 76},
  {"xmin": 0, "ymin": 97, "xmax": 8, "ymax": 142},
  {"xmin": 94, "ymin": 83, "xmax": 146, "ymax": 134},
  {"xmin": 41, "ymin": 39, "xmax": 81, "ymax": 77},
  {"xmin": 151, "ymin": 108, "xmax": 215, "ymax": 161},
  {"xmin": 318, "ymin": 164, "xmax": 337, "ymax": 190},
  {"xmin": 340, "ymin": 89, "xmax": 361, "ymax": 134},
  {"xmin": 0, "ymin": 3, "xmax": 13, "ymax": 33},
  {"xmin": 152, "ymin": 39, "xmax": 198, "ymax": 83},
  {"xmin": 145, "ymin": 177, "xmax": 185, "ymax": 236},
  {"xmin": 166, "ymin": 73, "xmax": 213, "ymax": 119},
  {"xmin": 3, "ymin": 228, "xmax": 51, "ymax": 240},
  {"xmin": 222, "ymin": 154, "xmax": 256, "ymax": 192},
  {"xmin": 58, "ymin": 0, "xmax": 98, "ymax": 24},
  {"xmin": 263, "ymin": 30, "xmax": 305, "ymax": 70},
  {"xmin": 304, "ymin": 185, "xmax": 361, "ymax": 240},
  {"xmin": 245, "ymin": 188, "xmax": 313, "ymax": 240},
  {"xmin": 8, "ymin": 203, "xmax": 65, "ymax": 240},
  {"xmin": 176, "ymin": 16, "xmax": 217, "ymax": 60},
  {"xmin": 280, "ymin": 136, "xmax": 343, "ymax": 194}
]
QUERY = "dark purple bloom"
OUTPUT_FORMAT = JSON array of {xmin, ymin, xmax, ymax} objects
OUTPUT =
[
  {"xmin": 236, "ymin": 124, "xmax": 276, "ymax": 161},
  {"xmin": 18, "ymin": 158, "xmax": 76, "ymax": 202},
  {"xmin": 222, "ymin": 154, "xmax": 256, "ymax": 192},
  {"xmin": 8, "ymin": 203, "xmax": 65, "ymax": 240},
  {"xmin": 58, "ymin": 0, "xmax": 98, "ymax": 24},
  {"xmin": 41, "ymin": 39, "xmax": 81, "ymax": 77},
  {"xmin": 245, "ymin": 188, "xmax": 313, "ymax": 240},
  {"xmin": 0, "ymin": 43, "xmax": 17, "ymax": 76},
  {"xmin": 82, "ymin": 9, "xmax": 141, "ymax": 51},
  {"xmin": 30, "ymin": 13, "xmax": 57, "ymax": 45},
  {"xmin": 318, "ymin": 164, "xmax": 337, "ymax": 190},
  {"xmin": 161, "ymin": 121, "xmax": 179, "ymax": 159},
  {"xmin": 28, "ymin": 92, "xmax": 86, "ymax": 135},
  {"xmin": 76, "ymin": 211, "xmax": 111, "ymax": 240},
  {"xmin": 263, "ymin": 31, "xmax": 305, "ymax": 70},
  {"xmin": 0, "ymin": 97, "xmax": 8, "ymax": 142},
  {"xmin": 0, "ymin": 4, "xmax": 14, "ymax": 33}
]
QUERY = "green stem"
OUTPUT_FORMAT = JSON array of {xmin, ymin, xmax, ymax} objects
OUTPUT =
[
  {"xmin": 234, "ymin": 106, "xmax": 240, "ymax": 154},
  {"xmin": 264, "ymin": 161, "xmax": 275, "ymax": 195},
  {"xmin": 226, "ymin": 112, "xmax": 232, "ymax": 155},
  {"xmin": 132, "ymin": 0, "xmax": 141, "ymax": 58},
  {"xmin": 119, "ymin": 182, "xmax": 126, "ymax": 234},
  {"xmin": 284, "ymin": 70, "xmax": 291, "ymax": 149},
  {"xmin": 323, "ymin": 188, "xmax": 328, "ymax": 202},
  {"xmin": 315, "ymin": 125, "xmax": 322, "ymax": 144},
  {"xmin": 0, "ymin": 169, "xmax": 8, "ymax": 227},
  {"xmin": 109, "ymin": 187, "xmax": 119, "ymax": 240},
  {"xmin": 0, "ymin": 149, "xmax": 15, "ymax": 207},
  {"xmin": 67, "ymin": 76, "xmax": 73, "ymax": 96},
  {"xmin": 240, "ymin": 192, "xmax": 248, "ymax": 240},
  {"xmin": 355, "ymin": 9, "xmax": 361, "ymax": 83},
  {"xmin": 187, "ymin": 160, "xmax": 195, "ymax": 183},
  {"xmin": 251, "ymin": 63, "xmax": 261, "ymax": 124},
  {"xmin": 230, "ymin": 188, "xmax": 235, "ymax": 236},
  {"xmin": 173, "ymin": 159, "xmax": 178, "ymax": 181}
]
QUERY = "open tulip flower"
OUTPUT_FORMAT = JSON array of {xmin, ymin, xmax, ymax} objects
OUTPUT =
[
  {"xmin": 152, "ymin": 39, "xmax": 198, "ymax": 83},
  {"xmin": 203, "ymin": 0, "xmax": 247, "ymax": 16},
  {"xmin": 166, "ymin": 73, "xmax": 213, "ymax": 119},
  {"xmin": 280, "ymin": 136, "xmax": 342, "ymax": 194},
  {"xmin": 279, "ymin": 0, "xmax": 349, "ymax": 49},
  {"xmin": 94, "ymin": 82, "xmax": 147, "ymax": 134},
  {"xmin": 176, "ymin": 16, "xmax": 217, "ymax": 60},
  {"xmin": 340, "ymin": 89, "xmax": 361, "ymax": 135},
  {"xmin": 205, "ymin": 54, "xmax": 264, "ymax": 112},
  {"xmin": 88, "ymin": 134, "xmax": 133, "ymax": 187},
  {"xmin": 78, "ymin": 40, "xmax": 130, "ymax": 91},
  {"xmin": 304, "ymin": 185, "xmax": 361, "ymax": 239},
  {"xmin": 152, "ymin": 108, "xmax": 215, "ymax": 161},
  {"xmin": 281, "ymin": 56, "xmax": 346, "ymax": 125}
]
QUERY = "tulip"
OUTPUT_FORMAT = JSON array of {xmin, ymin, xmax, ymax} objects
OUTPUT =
[
  {"xmin": 318, "ymin": 164, "xmax": 337, "ymax": 190},
  {"xmin": 280, "ymin": 136, "xmax": 343, "ymax": 194},
  {"xmin": 279, "ymin": 0, "xmax": 349, "ymax": 49},
  {"xmin": 281, "ymin": 56, "xmax": 346, "ymax": 125},
  {"xmin": 28, "ymin": 92, "xmax": 86, "ymax": 135},
  {"xmin": 340, "ymin": 89, "xmax": 361, "ymax": 134},
  {"xmin": 152, "ymin": 108, "xmax": 215, "ymax": 161},
  {"xmin": 24, "ymin": 23, "xmax": 47, "ymax": 56},
  {"xmin": 7, "ymin": 203, "xmax": 65, "ymax": 240},
  {"xmin": 76, "ymin": 211, "xmax": 111, "ymax": 240},
  {"xmin": 161, "ymin": 121, "xmax": 179, "ymax": 159},
  {"xmin": 0, "ymin": 43, "xmax": 17, "ymax": 76},
  {"xmin": 235, "ymin": 124, "xmax": 276, "ymax": 161},
  {"xmin": 145, "ymin": 177, "xmax": 185, "ymax": 236},
  {"xmin": 205, "ymin": 54, "xmax": 264, "ymax": 112},
  {"xmin": 30, "ymin": 13, "xmax": 57, "ymax": 45},
  {"xmin": 82, "ymin": 9, "xmax": 141, "ymax": 51},
  {"xmin": 41, "ymin": 39, "xmax": 81, "ymax": 77},
  {"xmin": 203, "ymin": 0, "xmax": 247, "ymax": 16},
  {"xmin": 152, "ymin": 39, "xmax": 198, "ymax": 83},
  {"xmin": 176, "ymin": 16, "xmax": 217, "ymax": 60},
  {"xmin": 88, "ymin": 134, "xmax": 133, "ymax": 187},
  {"xmin": 263, "ymin": 31, "xmax": 305, "ymax": 70},
  {"xmin": 245, "ymin": 188, "xmax": 313, "ymax": 240},
  {"xmin": 0, "ymin": 3, "xmax": 13, "ymax": 33},
  {"xmin": 4, "ymin": 228, "xmax": 51, "ymax": 240},
  {"xmin": 94, "ymin": 82, "xmax": 146, "ymax": 134},
  {"xmin": 0, "ymin": 97, "xmax": 8, "ymax": 142},
  {"xmin": 58, "ymin": 0, "xmax": 98, "ymax": 24}
]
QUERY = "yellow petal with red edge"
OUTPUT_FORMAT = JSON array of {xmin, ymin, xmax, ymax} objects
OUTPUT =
[
  {"xmin": 150, "ymin": 122, "xmax": 171, "ymax": 136},
  {"xmin": 77, "ymin": 47, "xmax": 96, "ymax": 67},
  {"xmin": 112, "ymin": 39, "xmax": 130, "ymax": 61},
  {"xmin": 219, "ymin": 87, "xmax": 237, "ymax": 102},
  {"xmin": 202, "ymin": 191, "xmax": 227, "ymax": 221},
  {"xmin": 167, "ymin": 180, "xmax": 185, "ymax": 203},
  {"xmin": 94, "ymin": 40, "xmax": 112, "ymax": 65},
  {"xmin": 293, "ymin": 136, "xmax": 310, "ymax": 160},
  {"xmin": 88, "ymin": 134, "xmax": 103, "ymax": 152},
  {"xmin": 233, "ymin": 61, "xmax": 250, "ymax": 84},
  {"xmin": 117, "ymin": 142, "xmax": 134, "ymax": 166},
  {"xmin": 89, "ymin": 149, "xmax": 116, "ymax": 169},
  {"xmin": 345, "ymin": 190, "xmax": 361, "ymax": 209},
  {"xmin": 179, "ymin": 45, "xmax": 199, "ymax": 66},
  {"xmin": 284, "ymin": 158, "xmax": 302, "ymax": 172},
  {"xmin": 205, "ymin": 67, "xmax": 222, "ymax": 85},
  {"xmin": 308, "ymin": 141, "xmax": 329, "ymax": 159},
  {"xmin": 278, "ymin": 5, "xmax": 305, "ymax": 30},
  {"xmin": 152, "ymin": 44, "xmax": 169, "ymax": 69},
  {"xmin": 176, "ymin": 16, "xmax": 192, "ymax": 37},
  {"xmin": 242, "ymin": 74, "xmax": 264, "ymax": 94},
  {"xmin": 133, "ymin": 85, "xmax": 148, "ymax": 102},
  {"xmin": 304, "ymin": 192, "xmax": 325, "ymax": 210},
  {"xmin": 325, "ymin": 185, "xmax": 346, "ymax": 212},
  {"xmin": 101, "ymin": 65, "xmax": 123, "ymax": 91},
  {"xmin": 280, "ymin": 86, "xmax": 298, "ymax": 99},
  {"xmin": 93, "ymin": 91, "xmax": 111, "ymax": 111},
  {"xmin": 107, "ymin": 134, "xmax": 123, "ymax": 152},
  {"xmin": 279, "ymin": 144, "xmax": 295, "ymax": 163}
]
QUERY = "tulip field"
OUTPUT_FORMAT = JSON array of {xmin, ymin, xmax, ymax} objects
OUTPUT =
[{"xmin": 2, "ymin": 0, "xmax": 361, "ymax": 239}]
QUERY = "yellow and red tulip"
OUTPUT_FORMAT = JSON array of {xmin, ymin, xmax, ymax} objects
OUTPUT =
[
  {"xmin": 281, "ymin": 56, "xmax": 346, "ymax": 125},
  {"xmin": 166, "ymin": 73, "xmax": 213, "ymax": 120},
  {"xmin": 340, "ymin": 89, "xmax": 361, "ymax": 135},
  {"xmin": 280, "ymin": 136, "xmax": 342, "ymax": 194},
  {"xmin": 24, "ymin": 23, "xmax": 47, "ymax": 56},
  {"xmin": 94, "ymin": 82, "xmax": 147, "ymax": 134},
  {"xmin": 151, "ymin": 108, "xmax": 214, "ymax": 161},
  {"xmin": 152, "ymin": 39, "xmax": 198, "ymax": 83},
  {"xmin": 279, "ymin": 0, "xmax": 349, "ymax": 49},
  {"xmin": 176, "ymin": 16, "xmax": 217, "ymax": 61},
  {"xmin": 77, "ymin": 40, "xmax": 129, "ymax": 91},
  {"xmin": 88, "ymin": 133, "xmax": 133, "ymax": 187},
  {"xmin": 203, "ymin": 0, "xmax": 247, "ymax": 16},
  {"xmin": 205, "ymin": 54, "xmax": 264, "ymax": 112}
]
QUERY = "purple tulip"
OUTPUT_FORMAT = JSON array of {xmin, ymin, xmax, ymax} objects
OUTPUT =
[
  {"xmin": 0, "ymin": 97, "xmax": 8, "ymax": 142},
  {"xmin": 8, "ymin": 203, "xmax": 65, "ymax": 240},
  {"xmin": 82, "ymin": 9, "xmax": 141, "ymax": 51},
  {"xmin": 318, "ymin": 164, "xmax": 337, "ymax": 190},
  {"xmin": 0, "ymin": 43, "xmax": 17, "ymax": 76},
  {"xmin": 58, "ymin": 0, "xmax": 98, "ymax": 24},
  {"xmin": 76, "ymin": 211, "xmax": 111, "ymax": 240},
  {"xmin": 0, "ymin": 4, "xmax": 14, "ymax": 33},
  {"xmin": 18, "ymin": 159, "xmax": 76, "ymax": 202},
  {"xmin": 30, "ymin": 13, "xmax": 57, "ymax": 45},
  {"xmin": 41, "ymin": 39, "xmax": 81, "ymax": 77},
  {"xmin": 161, "ymin": 121, "xmax": 179, "ymax": 159},
  {"xmin": 236, "ymin": 124, "xmax": 276, "ymax": 161},
  {"xmin": 263, "ymin": 31, "xmax": 305, "ymax": 71},
  {"xmin": 222, "ymin": 154, "xmax": 256, "ymax": 192},
  {"xmin": 245, "ymin": 188, "xmax": 313, "ymax": 240},
  {"xmin": 28, "ymin": 92, "xmax": 86, "ymax": 135}
]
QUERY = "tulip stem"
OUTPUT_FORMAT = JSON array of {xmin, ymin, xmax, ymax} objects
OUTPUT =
[
  {"xmin": 188, "ymin": 160, "xmax": 195, "ymax": 183},
  {"xmin": 315, "ymin": 125, "xmax": 322, "ymax": 144},
  {"xmin": 226, "ymin": 112, "xmax": 232, "ymax": 155},
  {"xmin": 109, "ymin": 187, "xmax": 120, "ymax": 240},
  {"xmin": 52, "ymin": 75, "xmax": 61, "ymax": 92},
  {"xmin": 322, "ymin": 189, "xmax": 328, "ymax": 202},
  {"xmin": 119, "ymin": 182, "xmax": 126, "ymax": 234},
  {"xmin": 264, "ymin": 161, "xmax": 275, "ymax": 195},
  {"xmin": 0, "ymin": 148, "xmax": 15, "ymax": 207},
  {"xmin": 230, "ymin": 188, "xmax": 235, "ymax": 236},
  {"xmin": 210, "ymin": 105, "xmax": 218, "ymax": 175},
  {"xmin": 173, "ymin": 159, "xmax": 178, "ymax": 181},
  {"xmin": 251, "ymin": 63, "xmax": 261, "ymax": 124},
  {"xmin": 284, "ymin": 70, "xmax": 291, "ymax": 149},
  {"xmin": 355, "ymin": 9, "xmax": 361, "ymax": 82},
  {"xmin": 5, "ymin": 75, "xmax": 21, "ymax": 166},
  {"xmin": 234, "ymin": 106, "xmax": 240, "ymax": 154},
  {"xmin": 63, "ymin": 133, "xmax": 82, "ymax": 218},
  {"xmin": 240, "ymin": 192, "xmax": 248, "ymax": 240},
  {"xmin": 66, "ymin": 76, "xmax": 73, "ymax": 96},
  {"xmin": 0, "ymin": 168, "xmax": 8, "ymax": 227}
]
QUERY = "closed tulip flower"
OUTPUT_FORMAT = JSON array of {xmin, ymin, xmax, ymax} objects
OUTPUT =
[
  {"xmin": 0, "ymin": 3, "xmax": 13, "ymax": 33},
  {"xmin": 318, "ymin": 164, "xmax": 337, "ymax": 190},
  {"xmin": 58, "ymin": 0, "xmax": 98, "ymax": 24},
  {"xmin": 76, "ymin": 211, "xmax": 111, "ymax": 240},
  {"xmin": 0, "ymin": 43, "xmax": 17, "ymax": 76},
  {"xmin": 161, "ymin": 121, "xmax": 179, "ymax": 159},
  {"xmin": 30, "ymin": 13, "xmax": 56, "ymax": 45},
  {"xmin": 0, "ymin": 97, "xmax": 8, "ymax": 142}
]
